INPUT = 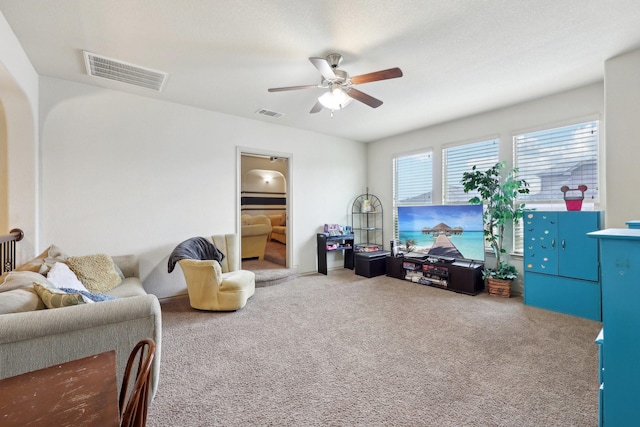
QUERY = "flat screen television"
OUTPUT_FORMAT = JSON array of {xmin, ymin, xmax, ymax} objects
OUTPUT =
[{"xmin": 397, "ymin": 205, "xmax": 485, "ymax": 262}]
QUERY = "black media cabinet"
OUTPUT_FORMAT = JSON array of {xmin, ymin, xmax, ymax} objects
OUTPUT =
[{"xmin": 386, "ymin": 255, "xmax": 484, "ymax": 295}]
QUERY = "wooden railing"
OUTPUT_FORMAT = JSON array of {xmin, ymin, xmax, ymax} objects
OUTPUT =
[{"xmin": 1, "ymin": 228, "xmax": 24, "ymax": 274}]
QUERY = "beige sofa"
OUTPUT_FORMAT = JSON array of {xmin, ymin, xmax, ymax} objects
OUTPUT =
[
  {"xmin": 241, "ymin": 214, "xmax": 272, "ymax": 260},
  {"xmin": 269, "ymin": 213, "xmax": 287, "ymax": 244},
  {"xmin": 0, "ymin": 253, "xmax": 162, "ymax": 401}
]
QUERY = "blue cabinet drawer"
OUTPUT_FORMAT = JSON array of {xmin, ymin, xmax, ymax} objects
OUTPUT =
[{"xmin": 524, "ymin": 273, "xmax": 602, "ymax": 321}]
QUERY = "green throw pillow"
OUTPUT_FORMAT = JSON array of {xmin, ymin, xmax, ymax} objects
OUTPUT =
[{"xmin": 33, "ymin": 282, "xmax": 85, "ymax": 309}]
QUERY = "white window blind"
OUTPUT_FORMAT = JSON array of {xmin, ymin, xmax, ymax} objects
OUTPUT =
[
  {"xmin": 513, "ymin": 120, "xmax": 599, "ymax": 252},
  {"xmin": 393, "ymin": 151, "xmax": 433, "ymax": 237},
  {"xmin": 443, "ymin": 139, "xmax": 499, "ymax": 203}
]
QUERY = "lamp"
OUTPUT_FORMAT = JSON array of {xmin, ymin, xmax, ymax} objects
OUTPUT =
[{"xmin": 318, "ymin": 86, "xmax": 353, "ymax": 111}]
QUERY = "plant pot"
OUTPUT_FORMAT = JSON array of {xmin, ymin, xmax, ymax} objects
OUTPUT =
[{"xmin": 487, "ymin": 277, "xmax": 511, "ymax": 298}]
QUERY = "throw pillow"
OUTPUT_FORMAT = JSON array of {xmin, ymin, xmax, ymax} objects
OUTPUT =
[
  {"xmin": 0, "ymin": 271, "xmax": 55, "ymax": 293},
  {"xmin": 280, "ymin": 212, "xmax": 287, "ymax": 226},
  {"xmin": 33, "ymin": 282, "xmax": 86, "ymax": 309},
  {"xmin": 47, "ymin": 262, "xmax": 88, "ymax": 292},
  {"xmin": 0, "ymin": 288, "xmax": 46, "ymax": 314},
  {"xmin": 64, "ymin": 254, "xmax": 122, "ymax": 294},
  {"xmin": 15, "ymin": 244, "xmax": 68, "ymax": 275}
]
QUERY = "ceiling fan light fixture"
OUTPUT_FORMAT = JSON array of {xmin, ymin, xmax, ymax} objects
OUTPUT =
[{"xmin": 318, "ymin": 87, "xmax": 353, "ymax": 110}]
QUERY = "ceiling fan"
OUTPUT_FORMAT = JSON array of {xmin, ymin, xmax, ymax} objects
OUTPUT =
[{"xmin": 268, "ymin": 53, "xmax": 403, "ymax": 115}]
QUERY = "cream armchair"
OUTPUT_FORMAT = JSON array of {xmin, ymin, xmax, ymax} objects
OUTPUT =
[
  {"xmin": 269, "ymin": 213, "xmax": 287, "ymax": 244},
  {"xmin": 241, "ymin": 214, "xmax": 272, "ymax": 260},
  {"xmin": 178, "ymin": 234, "xmax": 255, "ymax": 311}
]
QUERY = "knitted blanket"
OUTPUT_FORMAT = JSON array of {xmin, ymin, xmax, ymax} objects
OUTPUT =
[{"xmin": 167, "ymin": 237, "xmax": 225, "ymax": 273}]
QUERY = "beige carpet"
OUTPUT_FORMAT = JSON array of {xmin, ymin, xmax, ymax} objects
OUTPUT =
[
  {"xmin": 242, "ymin": 240, "xmax": 286, "ymax": 270},
  {"xmin": 242, "ymin": 240, "xmax": 297, "ymax": 286},
  {"xmin": 147, "ymin": 269, "xmax": 601, "ymax": 426}
]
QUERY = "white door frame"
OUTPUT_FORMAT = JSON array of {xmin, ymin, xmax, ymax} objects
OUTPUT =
[{"xmin": 237, "ymin": 146, "xmax": 292, "ymax": 268}]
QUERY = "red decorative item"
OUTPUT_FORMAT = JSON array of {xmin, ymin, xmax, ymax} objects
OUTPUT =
[{"xmin": 561, "ymin": 185, "xmax": 587, "ymax": 211}]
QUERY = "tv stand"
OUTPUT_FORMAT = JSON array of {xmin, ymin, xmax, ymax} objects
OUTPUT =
[{"xmin": 386, "ymin": 255, "xmax": 484, "ymax": 295}]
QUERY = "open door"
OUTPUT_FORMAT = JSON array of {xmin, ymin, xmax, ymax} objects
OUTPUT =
[{"xmin": 239, "ymin": 151, "xmax": 289, "ymax": 271}]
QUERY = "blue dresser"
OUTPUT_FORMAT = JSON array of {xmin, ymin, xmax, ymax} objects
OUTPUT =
[
  {"xmin": 589, "ymin": 228, "xmax": 640, "ymax": 426},
  {"xmin": 523, "ymin": 211, "xmax": 603, "ymax": 321},
  {"xmin": 626, "ymin": 220, "xmax": 640, "ymax": 229}
]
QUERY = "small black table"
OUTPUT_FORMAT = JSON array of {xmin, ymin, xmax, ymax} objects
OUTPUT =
[{"xmin": 316, "ymin": 233, "xmax": 354, "ymax": 275}]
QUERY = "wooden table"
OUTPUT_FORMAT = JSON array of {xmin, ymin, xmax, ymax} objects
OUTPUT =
[{"xmin": 0, "ymin": 350, "xmax": 120, "ymax": 426}]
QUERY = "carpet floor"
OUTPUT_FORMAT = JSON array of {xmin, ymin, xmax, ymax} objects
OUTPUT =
[
  {"xmin": 147, "ymin": 269, "xmax": 601, "ymax": 426},
  {"xmin": 242, "ymin": 240, "xmax": 286, "ymax": 271},
  {"xmin": 242, "ymin": 240, "xmax": 297, "ymax": 286}
]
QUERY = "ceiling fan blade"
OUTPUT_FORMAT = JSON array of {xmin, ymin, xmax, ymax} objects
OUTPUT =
[
  {"xmin": 347, "ymin": 88, "xmax": 383, "ymax": 108},
  {"xmin": 350, "ymin": 67, "xmax": 403, "ymax": 85},
  {"xmin": 309, "ymin": 57, "xmax": 337, "ymax": 80},
  {"xmin": 309, "ymin": 101, "xmax": 323, "ymax": 114},
  {"xmin": 268, "ymin": 84, "xmax": 319, "ymax": 92}
]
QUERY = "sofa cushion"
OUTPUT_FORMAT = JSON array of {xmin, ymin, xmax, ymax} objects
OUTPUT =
[
  {"xmin": 0, "ymin": 271, "xmax": 50, "ymax": 293},
  {"xmin": 46, "ymin": 262, "xmax": 88, "ymax": 292},
  {"xmin": 272, "ymin": 225, "xmax": 286, "ymax": 234},
  {"xmin": 111, "ymin": 255, "xmax": 137, "ymax": 279},
  {"xmin": 64, "ymin": 254, "xmax": 122, "ymax": 294},
  {"xmin": 104, "ymin": 277, "xmax": 147, "ymax": 298},
  {"xmin": 0, "ymin": 288, "xmax": 46, "ymax": 314},
  {"xmin": 33, "ymin": 283, "xmax": 86, "ymax": 309},
  {"xmin": 15, "ymin": 245, "xmax": 68, "ymax": 275}
]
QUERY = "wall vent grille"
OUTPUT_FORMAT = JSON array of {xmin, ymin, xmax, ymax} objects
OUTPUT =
[
  {"xmin": 83, "ymin": 51, "xmax": 168, "ymax": 92},
  {"xmin": 256, "ymin": 108, "xmax": 285, "ymax": 118}
]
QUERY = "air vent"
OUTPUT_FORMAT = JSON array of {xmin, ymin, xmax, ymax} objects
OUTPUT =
[
  {"xmin": 256, "ymin": 108, "xmax": 285, "ymax": 119},
  {"xmin": 83, "ymin": 51, "xmax": 168, "ymax": 92}
]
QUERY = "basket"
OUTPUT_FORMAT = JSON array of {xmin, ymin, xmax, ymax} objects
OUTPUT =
[
  {"xmin": 561, "ymin": 185, "xmax": 587, "ymax": 211},
  {"xmin": 487, "ymin": 278, "xmax": 511, "ymax": 298},
  {"xmin": 564, "ymin": 197, "xmax": 583, "ymax": 211}
]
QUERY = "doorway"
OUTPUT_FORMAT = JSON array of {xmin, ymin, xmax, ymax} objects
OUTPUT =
[{"xmin": 239, "ymin": 150, "xmax": 290, "ymax": 271}]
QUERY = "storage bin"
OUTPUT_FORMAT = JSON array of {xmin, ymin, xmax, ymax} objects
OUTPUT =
[{"xmin": 355, "ymin": 251, "xmax": 389, "ymax": 278}]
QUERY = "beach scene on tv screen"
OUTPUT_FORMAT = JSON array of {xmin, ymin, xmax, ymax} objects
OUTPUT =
[{"xmin": 397, "ymin": 205, "xmax": 485, "ymax": 261}]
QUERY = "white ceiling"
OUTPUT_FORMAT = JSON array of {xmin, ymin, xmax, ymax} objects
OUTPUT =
[{"xmin": 2, "ymin": 0, "xmax": 640, "ymax": 142}]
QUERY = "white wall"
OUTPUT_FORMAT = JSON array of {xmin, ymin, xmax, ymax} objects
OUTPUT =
[
  {"xmin": 0, "ymin": 10, "xmax": 39, "ymax": 260},
  {"xmin": 604, "ymin": 48, "xmax": 640, "ymax": 228},
  {"xmin": 39, "ymin": 77, "xmax": 366, "ymax": 298},
  {"xmin": 367, "ymin": 82, "xmax": 605, "ymax": 295},
  {"xmin": 0, "ymin": 100, "xmax": 7, "ymax": 232}
]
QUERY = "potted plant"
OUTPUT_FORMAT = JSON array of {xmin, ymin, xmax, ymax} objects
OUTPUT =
[{"xmin": 461, "ymin": 161, "xmax": 529, "ymax": 297}]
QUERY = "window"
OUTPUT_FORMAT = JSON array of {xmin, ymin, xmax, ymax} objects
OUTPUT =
[
  {"xmin": 513, "ymin": 120, "xmax": 599, "ymax": 253},
  {"xmin": 393, "ymin": 151, "xmax": 433, "ymax": 237},
  {"xmin": 442, "ymin": 139, "xmax": 499, "ymax": 203}
]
